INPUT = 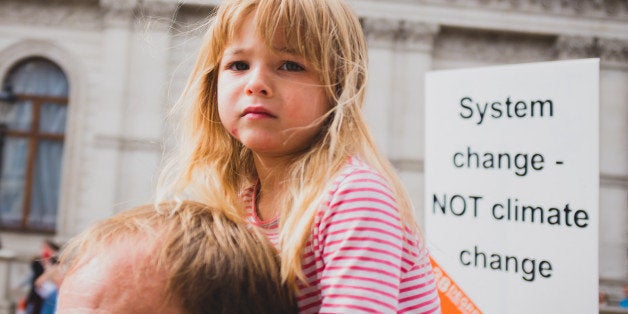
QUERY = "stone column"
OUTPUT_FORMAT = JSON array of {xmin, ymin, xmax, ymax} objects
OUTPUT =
[
  {"xmin": 362, "ymin": 17, "xmax": 399, "ymax": 155},
  {"xmin": 597, "ymin": 38, "xmax": 628, "ymax": 282},
  {"xmin": 555, "ymin": 35, "xmax": 597, "ymax": 60},
  {"xmin": 362, "ymin": 17, "xmax": 440, "ymax": 224},
  {"xmin": 115, "ymin": 1, "xmax": 177, "ymax": 209},
  {"xmin": 65, "ymin": 0, "xmax": 137, "ymax": 237},
  {"xmin": 556, "ymin": 35, "xmax": 628, "ymax": 281},
  {"xmin": 391, "ymin": 21, "xmax": 439, "ymax": 223},
  {"xmin": 0, "ymin": 249, "xmax": 16, "ymax": 314}
]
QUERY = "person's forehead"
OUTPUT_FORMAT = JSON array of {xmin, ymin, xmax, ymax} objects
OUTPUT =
[
  {"xmin": 228, "ymin": 12, "xmax": 293, "ymax": 52},
  {"xmin": 58, "ymin": 238, "xmax": 183, "ymax": 313}
]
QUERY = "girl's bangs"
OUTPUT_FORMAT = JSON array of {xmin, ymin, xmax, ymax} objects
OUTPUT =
[
  {"xmin": 215, "ymin": 1, "xmax": 256, "ymax": 53},
  {"xmin": 253, "ymin": 0, "xmax": 323, "ymax": 70}
]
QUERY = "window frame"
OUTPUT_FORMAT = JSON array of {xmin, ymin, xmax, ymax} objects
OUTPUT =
[{"xmin": 1, "ymin": 59, "xmax": 68, "ymax": 234}]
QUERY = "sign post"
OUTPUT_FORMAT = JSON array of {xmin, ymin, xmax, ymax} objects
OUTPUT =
[{"xmin": 424, "ymin": 59, "xmax": 599, "ymax": 314}]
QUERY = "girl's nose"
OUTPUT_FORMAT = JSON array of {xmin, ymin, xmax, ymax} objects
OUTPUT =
[{"xmin": 245, "ymin": 68, "xmax": 272, "ymax": 97}]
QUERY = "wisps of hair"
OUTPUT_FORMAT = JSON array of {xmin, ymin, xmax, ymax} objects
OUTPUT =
[
  {"xmin": 156, "ymin": 0, "xmax": 420, "ymax": 291},
  {"xmin": 61, "ymin": 202, "xmax": 296, "ymax": 314}
]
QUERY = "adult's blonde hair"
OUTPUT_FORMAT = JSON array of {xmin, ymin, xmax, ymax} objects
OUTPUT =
[
  {"xmin": 158, "ymin": 0, "xmax": 419, "ymax": 290},
  {"xmin": 61, "ymin": 202, "xmax": 296, "ymax": 314}
]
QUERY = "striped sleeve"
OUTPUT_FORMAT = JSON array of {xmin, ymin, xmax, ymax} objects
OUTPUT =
[
  {"xmin": 315, "ymin": 168, "xmax": 406, "ymax": 313},
  {"xmin": 243, "ymin": 158, "xmax": 441, "ymax": 313}
]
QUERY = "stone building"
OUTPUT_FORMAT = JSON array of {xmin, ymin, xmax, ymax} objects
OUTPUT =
[{"xmin": 0, "ymin": 0, "xmax": 626, "ymax": 312}]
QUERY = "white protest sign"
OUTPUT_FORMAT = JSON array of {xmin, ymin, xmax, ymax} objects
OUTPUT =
[{"xmin": 424, "ymin": 59, "xmax": 599, "ymax": 314}]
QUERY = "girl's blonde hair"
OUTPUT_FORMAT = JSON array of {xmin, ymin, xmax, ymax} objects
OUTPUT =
[{"xmin": 158, "ymin": 0, "xmax": 419, "ymax": 290}]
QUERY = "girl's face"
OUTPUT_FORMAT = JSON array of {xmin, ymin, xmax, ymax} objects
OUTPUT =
[{"xmin": 217, "ymin": 14, "xmax": 329, "ymax": 160}]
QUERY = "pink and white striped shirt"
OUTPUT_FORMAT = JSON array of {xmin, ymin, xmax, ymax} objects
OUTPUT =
[{"xmin": 245, "ymin": 157, "xmax": 441, "ymax": 313}]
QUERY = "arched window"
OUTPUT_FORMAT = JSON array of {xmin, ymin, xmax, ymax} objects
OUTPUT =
[{"xmin": 0, "ymin": 57, "xmax": 68, "ymax": 232}]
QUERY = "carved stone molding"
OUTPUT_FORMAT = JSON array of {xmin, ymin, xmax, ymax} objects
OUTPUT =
[
  {"xmin": 0, "ymin": 0, "xmax": 101, "ymax": 30},
  {"xmin": 555, "ymin": 35, "xmax": 628, "ymax": 64},
  {"xmin": 397, "ymin": 21, "xmax": 440, "ymax": 52},
  {"xmin": 598, "ymin": 38, "xmax": 628, "ymax": 64},
  {"xmin": 555, "ymin": 35, "xmax": 597, "ymax": 58},
  {"xmin": 100, "ymin": 0, "xmax": 137, "ymax": 28},
  {"xmin": 600, "ymin": 173, "xmax": 628, "ymax": 190},
  {"xmin": 140, "ymin": 1, "xmax": 179, "ymax": 18},
  {"xmin": 362, "ymin": 17, "xmax": 400, "ymax": 47},
  {"xmin": 423, "ymin": 0, "xmax": 628, "ymax": 19},
  {"xmin": 94, "ymin": 134, "xmax": 162, "ymax": 152},
  {"xmin": 362, "ymin": 17, "xmax": 439, "ymax": 50},
  {"xmin": 434, "ymin": 27, "xmax": 556, "ymax": 63},
  {"xmin": 99, "ymin": 0, "xmax": 138, "ymax": 13}
]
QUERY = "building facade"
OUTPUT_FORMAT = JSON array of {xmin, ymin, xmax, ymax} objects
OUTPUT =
[{"xmin": 0, "ymin": 0, "xmax": 626, "ymax": 311}]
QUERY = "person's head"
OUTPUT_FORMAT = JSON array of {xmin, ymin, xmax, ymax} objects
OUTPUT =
[
  {"xmin": 58, "ymin": 202, "xmax": 296, "ymax": 314},
  {"xmin": 159, "ymin": 0, "xmax": 418, "ymax": 289},
  {"xmin": 41, "ymin": 239, "xmax": 60, "ymax": 260},
  {"xmin": 164, "ymin": 0, "xmax": 369, "ymax": 191}
]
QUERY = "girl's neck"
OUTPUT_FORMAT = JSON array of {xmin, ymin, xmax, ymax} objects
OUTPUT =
[{"xmin": 253, "ymin": 155, "xmax": 291, "ymax": 221}]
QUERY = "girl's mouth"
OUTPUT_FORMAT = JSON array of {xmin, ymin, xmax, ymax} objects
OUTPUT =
[{"xmin": 242, "ymin": 106, "xmax": 276, "ymax": 118}]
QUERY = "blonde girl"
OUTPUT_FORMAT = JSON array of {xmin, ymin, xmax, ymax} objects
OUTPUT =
[{"xmin": 158, "ymin": 0, "xmax": 441, "ymax": 313}]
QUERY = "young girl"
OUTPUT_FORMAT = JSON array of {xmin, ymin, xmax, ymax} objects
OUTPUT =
[{"xmin": 158, "ymin": 0, "xmax": 441, "ymax": 313}]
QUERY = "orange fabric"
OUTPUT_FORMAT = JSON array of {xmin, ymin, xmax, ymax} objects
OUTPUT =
[{"xmin": 429, "ymin": 256, "xmax": 482, "ymax": 314}]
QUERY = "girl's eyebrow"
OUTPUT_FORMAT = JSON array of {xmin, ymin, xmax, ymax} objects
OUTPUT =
[
  {"xmin": 223, "ymin": 46, "xmax": 301, "ymax": 59},
  {"xmin": 224, "ymin": 48, "xmax": 246, "ymax": 56},
  {"xmin": 274, "ymin": 46, "xmax": 298, "ymax": 55}
]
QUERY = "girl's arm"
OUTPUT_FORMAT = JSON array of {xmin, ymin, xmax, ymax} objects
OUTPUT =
[{"xmin": 312, "ymin": 167, "xmax": 440, "ymax": 314}]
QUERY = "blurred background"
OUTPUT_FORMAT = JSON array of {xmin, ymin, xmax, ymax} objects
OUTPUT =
[{"xmin": 0, "ymin": 0, "xmax": 626, "ymax": 312}]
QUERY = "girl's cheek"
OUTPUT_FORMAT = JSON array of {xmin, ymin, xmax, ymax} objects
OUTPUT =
[{"xmin": 217, "ymin": 111, "xmax": 236, "ymax": 137}]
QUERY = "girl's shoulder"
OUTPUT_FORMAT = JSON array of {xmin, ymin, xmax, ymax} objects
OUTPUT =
[
  {"xmin": 332, "ymin": 156, "xmax": 392, "ymax": 191},
  {"xmin": 326, "ymin": 156, "xmax": 396, "ymax": 204}
]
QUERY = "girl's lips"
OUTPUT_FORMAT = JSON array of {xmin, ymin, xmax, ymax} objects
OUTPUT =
[
  {"xmin": 244, "ymin": 112, "xmax": 274, "ymax": 119},
  {"xmin": 242, "ymin": 106, "xmax": 276, "ymax": 118}
]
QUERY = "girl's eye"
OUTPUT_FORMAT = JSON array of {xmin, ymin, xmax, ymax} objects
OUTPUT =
[
  {"xmin": 228, "ymin": 61, "xmax": 249, "ymax": 71},
  {"xmin": 280, "ymin": 61, "xmax": 304, "ymax": 72}
]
